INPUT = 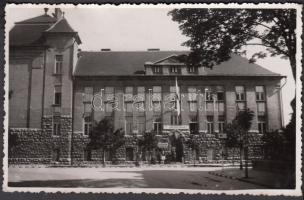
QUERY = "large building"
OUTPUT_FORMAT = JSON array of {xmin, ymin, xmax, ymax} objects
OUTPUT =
[{"xmin": 8, "ymin": 9, "xmax": 285, "ymax": 165}]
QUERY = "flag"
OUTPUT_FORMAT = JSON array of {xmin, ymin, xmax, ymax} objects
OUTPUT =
[{"xmin": 175, "ymin": 76, "xmax": 181, "ymax": 116}]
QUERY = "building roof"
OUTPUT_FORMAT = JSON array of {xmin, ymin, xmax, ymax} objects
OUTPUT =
[
  {"xmin": 45, "ymin": 18, "xmax": 76, "ymax": 33},
  {"xmin": 74, "ymin": 51, "xmax": 281, "ymax": 77},
  {"xmin": 10, "ymin": 13, "xmax": 81, "ymax": 46},
  {"xmin": 9, "ymin": 24, "xmax": 52, "ymax": 46},
  {"xmin": 15, "ymin": 14, "xmax": 57, "ymax": 24},
  {"xmin": 75, "ymin": 51, "xmax": 189, "ymax": 76},
  {"xmin": 44, "ymin": 18, "xmax": 81, "ymax": 44}
]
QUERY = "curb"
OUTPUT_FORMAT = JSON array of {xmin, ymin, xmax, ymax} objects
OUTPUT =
[{"xmin": 208, "ymin": 171, "xmax": 272, "ymax": 188}]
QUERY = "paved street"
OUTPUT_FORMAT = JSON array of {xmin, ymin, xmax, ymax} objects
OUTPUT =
[{"xmin": 8, "ymin": 167, "xmax": 266, "ymax": 189}]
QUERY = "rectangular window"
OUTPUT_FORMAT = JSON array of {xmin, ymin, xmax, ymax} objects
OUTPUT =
[
  {"xmin": 54, "ymin": 55, "xmax": 63, "ymax": 74},
  {"xmin": 206, "ymin": 102, "xmax": 214, "ymax": 112},
  {"xmin": 257, "ymin": 102, "xmax": 266, "ymax": 116},
  {"xmin": 218, "ymin": 122, "xmax": 225, "ymax": 133},
  {"xmin": 53, "ymin": 122, "xmax": 61, "ymax": 136},
  {"xmin": 171, "ymin": 113, "xmax": 179, "ymax": 125},
  {"xmin": 84, "ymin": 116, "xmax": 92, "ymax": 136},
  {"xmin": 105, "ymin": 87, "xmax": 114, "ymax": 113},
  {"xmin": 188, "ymin": 66, "xmax": 198, "ymax": 74},
  {"xmin": 256, "ymin": 86, "xmax": 265, "ymax": 101},
  {"xmin": 170, "ymin": 66, "xmax": 180, "ymax": 74},
  {"xmin": 217, "ymin": 92, "xmax": 225, "ymax": 101},
  {"xmin": 125, "ymin": 116, "xmax": 133, "ymax": 135},
  {"xmin": 125, "ymin": 102, "xmax": 133, "ymax": 113},
  {"xmin": 189, "ymin": 115, "xmax": 198, "ymax": 134},
  {"xmin": 105, "ymin": 87, "xmax": 115, "ymax": 101},
  {"xmin": 152, "ymin": 86, "xmax": 162, "ymax": 101},
  {"xmin": 125, "ymin": 86, "xmax": 133, "ymax": 102},
  {"xmin": 105, "ymin": 103, "xmax": 113, "ymax": 113},
  {"xmin": 54, "ymin": 86, "xmax": 61, "ymax": 105},
  {"xmin": 218, "ymin": 102, "xmax": 225, "ymax": 112},
  {"xmin": 188, "ymin": 86, "xmax": 197, "ymax": 112},
  {"xmin": 152, "ymin": 86, "xmax": 162, "ymax": 112},
  {"xmin": 218, "ymin": 115, "xmax": 225, "ymax": 133},
  {"xmin": 189, "ymin": 102, "xmax": 197, "ymax": 112},
  {"xmin": 84, "ymin": 87, "xmax": 93, "ymax": 102},
  {"xmin": 188, "ymin": 87, "xmax": 197, "ymax": 101},
  {"xmin": 258, "ymin": 116, "xmax": 267, "ymax": 134},
  {"xmin": 136, "ymin": 86, "xmax": 145, "ymax": 101},
  {"xmin": 235, "ymin": 86, "xmax": 245, "ymax": 101},
  {"xmin": 205, "ymin": 91, "xmax": 213, "ymax": 101},
  {"xmin": 153, "ymin": 117, "xmax": 162, "ymax": 134},
  {"xmin": 152, "ymin": 66, "xmax": 162, "ymax": 74},
  {"xmin": 207, "ymin": 116, "xmax": 214, "ymax": 134},
  {"xmin": 135, "ymin": 117, "xmax": 146, "ymax": 134}
]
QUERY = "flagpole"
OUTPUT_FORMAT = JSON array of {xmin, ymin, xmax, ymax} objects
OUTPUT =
[{"xmin": 175, "ymin": 76, "xmax": 181, "ymax": 124}]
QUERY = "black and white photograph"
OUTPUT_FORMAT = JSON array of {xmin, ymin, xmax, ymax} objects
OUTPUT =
[{"xmin": 3, "ymin": 4, "xmax": 302, "ymax": 195}]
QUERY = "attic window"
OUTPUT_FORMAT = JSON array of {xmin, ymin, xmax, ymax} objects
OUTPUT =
[
  {"xmin": 170, "ymin": 66, "xmax": 180, "ymax": 74},
  {"xmin": 188, "ymin": 66, "xmax": 198, "ymax": 74},
  {"xmin": 152, "ymin": 66, "xmax": 162, "ymax": 74}
]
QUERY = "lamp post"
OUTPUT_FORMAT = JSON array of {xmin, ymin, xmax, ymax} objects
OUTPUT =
[{"xmin": 244, "ymin": 129, "xmax": 249, "ymax": 178}]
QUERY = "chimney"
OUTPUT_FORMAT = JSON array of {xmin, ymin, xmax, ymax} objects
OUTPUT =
[
  {"xmin": 53, "ymin": 8, "xmax": 63, "ymax": 20},
  {"xmin": 44, "ymin": 8, "xmax": 49, "ymax": 15},
  {"xmin": 101, "ymin": 49, "xmax": 111, "ymax": 52},
  {"xmin": 147, "ymin": 48, "xmax": 160, "ymax": 51}
]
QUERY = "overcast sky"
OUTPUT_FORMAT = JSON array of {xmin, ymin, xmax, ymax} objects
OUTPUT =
[{"xmin": 6, "ymin": 6, "xmax": 296, "ymax": 125}]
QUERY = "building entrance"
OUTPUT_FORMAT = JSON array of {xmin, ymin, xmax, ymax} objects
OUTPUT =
[{"xmin": 169, "ymin": 132, "xmax": 184, "ymax": 163}]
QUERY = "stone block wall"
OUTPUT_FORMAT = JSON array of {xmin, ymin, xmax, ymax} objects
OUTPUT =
[{"xmin": 8, "ymin": 116, "xmax": 72, "ymax": 165}]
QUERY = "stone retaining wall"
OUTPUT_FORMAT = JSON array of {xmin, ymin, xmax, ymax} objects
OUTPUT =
[
  {"xmin": 9, "ymin": 116, "xmax": 72, "ymax": 165},
  {"xmin": 9, "ymin": 121, "xmax": 263, "ymax": 165}
]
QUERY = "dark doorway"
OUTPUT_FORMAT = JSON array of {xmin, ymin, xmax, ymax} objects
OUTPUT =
[
  {"xmin": 126, "ymin": 147, "xmax": 134, "ymax": 161},
  {"xmin": 84, "ymin": 148, "xmax": 92, "ymax": 161},
  {"xmin": 175, "ymin": 137, "xmax": 184, "ymax": 162},
  {"xmin": 52, "ymin": 148, "xmax": 60, "ymax": 162}
]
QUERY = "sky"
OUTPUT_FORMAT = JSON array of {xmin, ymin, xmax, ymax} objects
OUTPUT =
[{"xmin": 6, "ymin": 6, "xmax": 296, "ymax": 126}]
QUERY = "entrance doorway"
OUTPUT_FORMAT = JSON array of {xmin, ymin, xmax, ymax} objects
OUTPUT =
[
  {"xmin": 169, "ymin": 132, "xmax": 184, "ymax": 163},
  {"xmin": 126, "ymin": 147, "xmax": 134, "ymax": 161},
  {"xmin": 175, "ymin": 137, "xmax": 184, "ymax": 162},
  {"xmin": 52, "ymin": 148, "xmax": 60, "ymax": 162}
]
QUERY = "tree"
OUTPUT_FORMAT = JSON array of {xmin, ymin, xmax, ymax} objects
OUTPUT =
[
  {"xmin": 225, "ymin": 122, "xmax": 241, "ymax": 166},
  {"xmin": 168, "ymin": 9, "xmax": 296, "ymax": 80},
  {"xmin": 138, "ymin": 132, "xmax": 158, "ymax": 164},
  {"xmin": 262, "ymin": 130, "xmax": 286, "ymax": 160},
  {"xmin": 186, "ymin": 135, "xmax": 200, "ymax": 166},
  {"xmin": 234, "ymin": 109, "xmax": 255, "ymax": 178},
  {"xmin": 87, "ymin": 117, "xmax": 125, "ymax": 166}
]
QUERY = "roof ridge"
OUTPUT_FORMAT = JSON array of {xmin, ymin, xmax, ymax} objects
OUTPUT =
[
  {"xmin": 45, "ymin": 17, "xmax": 76, "ymax": 33},
  {"xmin": 15, "ymin": 14, "xmax": 57, "ymax": 24}
]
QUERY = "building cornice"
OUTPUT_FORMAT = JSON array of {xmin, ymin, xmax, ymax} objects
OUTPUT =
[{"xmin": 73, "ymin": 75, "xmax": 285, "ymax": 81}]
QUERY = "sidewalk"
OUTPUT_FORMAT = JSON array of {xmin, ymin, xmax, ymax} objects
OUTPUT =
[
  {"xmin": 9, "ymin": 163, "xmax": 239, "ymax": 168},
  {"xmin": 209, "ymin": 168, "xmax": 295, "ymax": 189}
]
